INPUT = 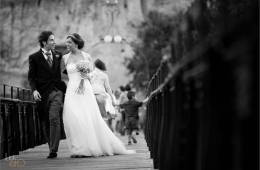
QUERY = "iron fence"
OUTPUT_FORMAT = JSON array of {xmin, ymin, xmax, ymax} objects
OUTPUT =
[
  {"xmin": 0, "ymin": 84, "xmax": 45, "ymax": 159},
  {"xmin": 144, "ymin": 7, "xmax": 257, "ymax": 170}
]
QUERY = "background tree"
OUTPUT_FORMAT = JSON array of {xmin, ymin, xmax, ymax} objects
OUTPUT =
[
  {"xmin": 125, "ymin": 0, "xmax": 257, "ymax": 91},
  {"xmin": 124, "ymin": 11, "xmax": 177, "ymax": 90}
]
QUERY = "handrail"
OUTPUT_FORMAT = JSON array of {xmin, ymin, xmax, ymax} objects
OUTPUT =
[
  {"xmin": 0, "ymin": 84, "xmax": 43, "ymax": 159},
  {"xmin": 146, "ymin": 34, "xmax": 212, "ymax": 99},
  {"xmin": 143, "ymin": 2, "xmax": 256, "ymax": 169},
  {"xmin": 0, "ymin": 83, "xmax": 66, "ymax": 159},
  {"xmin": 0, "ymin": 83, "xmax": 33, "ymax": 101},
  {"xmin": 0, "ymin": 97, "xmax": 36, "ymax": 103}
]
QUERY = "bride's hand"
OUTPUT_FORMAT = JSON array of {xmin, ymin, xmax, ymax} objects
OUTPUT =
[
  {"xmin": 112, "ymin": 100, "xmax": 116, "ymax": 106},
  {"xmin": 80, "ymin": 72, "xmax": 90, "ymax": 80}
]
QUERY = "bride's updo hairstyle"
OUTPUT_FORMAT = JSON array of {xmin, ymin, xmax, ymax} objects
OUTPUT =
[{"xmin": 67, "ymin": 33, "xmax": 85, "ymax": 49}]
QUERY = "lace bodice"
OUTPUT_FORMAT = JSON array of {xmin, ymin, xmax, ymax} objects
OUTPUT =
[{"xmin": 63, "ymin": 51, "xmax": 93, "ymax": 82}]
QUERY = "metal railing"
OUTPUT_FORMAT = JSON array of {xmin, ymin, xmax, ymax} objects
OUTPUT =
[
  {"xmin": 144, "ymin": 12, "xmax": 256, "ymax": 170},
  {"xmin": 0, "ymin": 84, "xmax": 46, "ymax": 159},
  {"xmin": 0, "ymin": 84, "xmax": 33, "ymax": 101}
]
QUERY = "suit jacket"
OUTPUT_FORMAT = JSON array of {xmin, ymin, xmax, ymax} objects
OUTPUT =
[{"xmin": 28, "ymin": 49, "xmax": 66, "ymax": 99}]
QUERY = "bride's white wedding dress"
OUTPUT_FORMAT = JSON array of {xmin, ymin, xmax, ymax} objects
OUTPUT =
[{"xmin": 62, "ymin": 51, "xmax": 135, "ymax": 156}]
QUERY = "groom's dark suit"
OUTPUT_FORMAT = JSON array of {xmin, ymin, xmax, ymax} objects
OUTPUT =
[{"xmin": 28, "ymin": 49, "xmax": 66, "ymax": 157}]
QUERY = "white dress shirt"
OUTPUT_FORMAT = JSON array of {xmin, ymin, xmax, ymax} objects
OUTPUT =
[{"xmin": 41, "ymin": 48, "xmax": 53, "ymax": 61}]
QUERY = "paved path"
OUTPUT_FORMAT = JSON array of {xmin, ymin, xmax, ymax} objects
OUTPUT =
[{"xmin": 0, "ymin": 132, "xmax": 153, "ymax": 170}]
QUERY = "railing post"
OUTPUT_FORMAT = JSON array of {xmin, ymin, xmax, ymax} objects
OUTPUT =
[
  {"xmin": 0, "ymin": 84, "xmax": 41, "ymax": 160},
  {"xmin": 11, "ymin": 101, "xmax": 20, "ymax": 156},
  {"xmin": 2, "ymin": 102, "xmax": 8, "ymax": 158},
  {"xmin": 23, "ymin": 104, "xmax": 28, "ymax": 150},
  {"xmin": 32, "ymin": 105, "xmax": 37, "ymax": 146},
  {"xmin": 18, "ymin": 103, "xmax": 24, "ymax": 151},
  {"xmin": 3, "ymin": 85, "xmax": 6, "ymax": 98},
  {"xmin": 0, "ymin": 100, "xmax": 4, "ymax": 159},
  {"xmin": 4, "ymin": 103, "xmax": 12, "ymax": 157},
  {"xmin": 11, "ymin": 86, "xmax": 13, "ymax": 99},
  {"xmin": 22, "ymin": 89, "xmax": 25, "ymax": 101},
  {"xmin": 17, "ymin": 88, "xmax": 20, "ymax": 99}
]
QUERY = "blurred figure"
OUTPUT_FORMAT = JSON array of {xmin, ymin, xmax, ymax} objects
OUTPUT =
[
  {"xmin": 118, "ymin": 84, "xmax": 131, "ymax": 135},
  {"xmin": 105, "ymin": 90, "xmax": 117, "ymax": 131},
  {"xmin": 91, "ymin": 59, "xmax": 116, "ymax": 131},
  {"xmin": 114, "ymin": 89, "xmax": 122, "ymax": 133},
  {"xmin": 119, "ymin": 91, "xmax": 148, "ymax": 145},
  {"xmin": 117, "ymin": 86, "xmax": 126, "ymax": 135}
]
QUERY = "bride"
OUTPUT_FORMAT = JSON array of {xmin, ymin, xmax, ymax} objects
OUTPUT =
[{"xmin": 62, "ymin": 33, "xmax": 135, "ymax": 157}]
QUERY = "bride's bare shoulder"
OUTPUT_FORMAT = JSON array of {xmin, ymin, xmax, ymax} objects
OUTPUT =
[
  {"xmin": 81, "ymin": 51, "xmax": 91, "ymax": 59},
  {"xmin": 62, "ymin": 53, "xmax": 70, "ymax": 60},
  {"xmin": 62, "ymin": 53, "xmax": 71, "ymax": 65}
]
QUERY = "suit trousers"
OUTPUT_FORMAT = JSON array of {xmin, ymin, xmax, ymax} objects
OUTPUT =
[{"xmin": 41, "ymin": 90, "xmax": 63, "ymax": 153}]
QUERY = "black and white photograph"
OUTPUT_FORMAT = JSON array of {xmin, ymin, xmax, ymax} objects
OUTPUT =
[{"xmin": 0, "ymin": 0, "xmax": 258, "ymax": 169}]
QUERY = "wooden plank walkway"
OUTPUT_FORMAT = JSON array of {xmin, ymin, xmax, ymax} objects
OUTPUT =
[{"xmin": 0, "ymin": 132, "xmax": 153, "ymax": 170}]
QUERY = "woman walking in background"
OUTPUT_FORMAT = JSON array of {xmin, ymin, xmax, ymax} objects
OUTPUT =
[{"xmin": 91, "ymin": 59, "xmax": 116, "ymax": 131}]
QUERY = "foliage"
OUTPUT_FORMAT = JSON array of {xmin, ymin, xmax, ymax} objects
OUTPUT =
[
  {"xmin": 124, "ymin": 11, "xmax": 177, "ymax": 90},
  {"xmin": 125, "ymin": 0, "xmax": 257, "ymax": 91}
]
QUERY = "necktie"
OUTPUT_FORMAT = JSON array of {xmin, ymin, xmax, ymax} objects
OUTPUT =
[{"xmin": 45, "ymin": 51, "xmax": 52, "ymax": 67}]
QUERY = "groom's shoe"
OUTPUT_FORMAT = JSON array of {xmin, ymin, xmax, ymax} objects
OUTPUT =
[{"xmin": 47, "ymin": 152, "xmax": 57, "ymax": 159}]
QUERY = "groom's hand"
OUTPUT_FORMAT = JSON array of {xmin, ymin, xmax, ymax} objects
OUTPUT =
[{"xmin": 33, "ymin": 90, "xmax": 42, "ymax": 101}]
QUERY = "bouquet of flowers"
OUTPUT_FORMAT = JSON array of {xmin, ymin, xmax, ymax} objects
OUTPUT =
[{"xmin": 75, "ymin": 61, "xmax": 91, "ymax": 94}]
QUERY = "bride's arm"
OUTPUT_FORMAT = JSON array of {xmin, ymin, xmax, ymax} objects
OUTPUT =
[
  {"xmin": 89, "ymin": 57, "xmax": 94, "ymax": 72},
  {"xmin": 82, "ymin": 52, "xmax": 94, "ymax": 72},
  {"xmin": 61, "ymin": 55, "xmax": 69, "ymax": 83}
]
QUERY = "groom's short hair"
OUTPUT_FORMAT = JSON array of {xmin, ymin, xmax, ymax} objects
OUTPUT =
[{"xmin": 38, "ymin": 31, "xmax": 53, "ymax": 48}]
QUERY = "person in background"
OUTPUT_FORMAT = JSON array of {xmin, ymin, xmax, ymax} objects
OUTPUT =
[
  {"xmin": 118, "ymin": 84, "xmax": 131, "ymax": 135},
  {"xmin": 113, "ymin": 89, "xmax": 122, "ymax": 133},
  {"xmin": 105, "ymin": 90, "xmax": 117, "ymax": 131},
  {"xmin": 119, "ymin": 91, "xmax": 148, "ymax": 145},
  {"xmin": 91, "ymin": 59, "xmax": 116, "ymax": 131}
]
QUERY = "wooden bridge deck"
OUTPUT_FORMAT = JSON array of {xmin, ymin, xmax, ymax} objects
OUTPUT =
[{"xmin": 0, "ymin": 133, "xmax": 153, "ymax": 170}]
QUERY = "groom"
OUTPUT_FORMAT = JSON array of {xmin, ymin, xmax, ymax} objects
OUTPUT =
[{"xmin": 28, "ymin": 31, "xmax": 66, "ymax": 158}]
